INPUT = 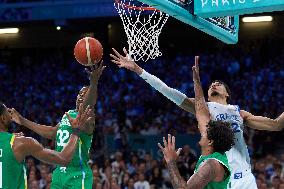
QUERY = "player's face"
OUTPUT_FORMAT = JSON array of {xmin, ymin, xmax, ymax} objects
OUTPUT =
[
  {"xmin": 0, "ymin": 105, "xmax": 12, "ymax": 129},
  {"xmin": 76, "ymin": 86, "xmax": 89, "ymax": 108},
  {"xmin": 199, "ymin": 131, "xmax": 213, "ymax": 149},
  {"xmin": 208, "ymin": 82, "xmax": 229, "ymax": 100}
]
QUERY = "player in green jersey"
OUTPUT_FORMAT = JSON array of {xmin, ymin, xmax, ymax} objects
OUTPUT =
[
  {"xmin": 0, "ymin": 102, "xmax": 92, "ymax": 189},
  {"xmin": 158, "ymin": 57, "xmax": 235, "ymax": 189},
  {"xmin": 10, "ymin": 62, "xmax": 105, "ymax": 189}
]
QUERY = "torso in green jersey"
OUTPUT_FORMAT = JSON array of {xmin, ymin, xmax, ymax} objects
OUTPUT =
[
  {"xmin": 0, "ymin": 132, "xmax": 27, "ymax": 189},
  {"xmin": 194, "ymin": 152, "xmax": 231, "ymax": 189},
  {"xmin": 55, "ymin": 110, "xmax": 93, "ymax": 171}
]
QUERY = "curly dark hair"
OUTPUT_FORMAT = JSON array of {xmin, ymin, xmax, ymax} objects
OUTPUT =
[{"xmin": 207, "ymin": 120, "xmax": 235, "ymax": 154}]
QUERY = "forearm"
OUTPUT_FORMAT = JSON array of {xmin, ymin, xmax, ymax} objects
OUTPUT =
[
  {"xmin": 139, "ymin": 69, "xmax": 187, "ymax": 106},
  {"xmin": 194, "ymin": 79, "xmax": 210, "ymax": 131},
  {"xmin": 57, "ymin": 134, "xmax": 79, "ymax": 164},
  {"xmin": 21, "ymin": 118, "xmax": 56, "ymax": 140},
  {"xmin": 83, "ymin": 83, "xmax": 98, "ymax": 110},
  {"xmin": 243, "ymin": 110, "xmax": 284, "ymax": 131},
  {"xmin": 166, "ymin": 161, "xmax": 188, "ymax": 189}
]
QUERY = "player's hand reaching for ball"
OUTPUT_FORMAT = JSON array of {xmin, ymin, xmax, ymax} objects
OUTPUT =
[
  {"xmin": 9, "ymin": 108, "xmax": 24, "ymax": 125},
  {"xmin": 192, "ymin": 56, "xmax": 201, "ymax": 83},
  {"xmin": 65, "ymin": 104, "xmax": 92, "ymax": 131},
  {"xmin": 158, "ymin": 134, "xmax": 182, "ymax": 163},
  {"xmin": 85, "ymin": 61, "xmax": 106, "ymax": 85},
  {"xmin": 110, "ymin": 48, "xmax": 143, "ymax": 75}
]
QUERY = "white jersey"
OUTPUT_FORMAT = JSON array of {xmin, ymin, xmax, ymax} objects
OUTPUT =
[{"xmin": 207, "ymin": 102, "xmax": 251, "ymax": 177}]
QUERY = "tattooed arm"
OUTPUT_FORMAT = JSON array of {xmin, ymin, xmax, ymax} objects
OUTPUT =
[
  {"xmin": 193, "ymin": 56, "xmax": 210, "ymax": 134},
  {"xmin": 167, "ymin": 159, "xmax": 217, "ymax": 189}
]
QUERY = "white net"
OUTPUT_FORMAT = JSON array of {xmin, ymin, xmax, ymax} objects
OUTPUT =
[{"xmin": 114, "ymin": 0, "xmax": 169, "ymax": 62}]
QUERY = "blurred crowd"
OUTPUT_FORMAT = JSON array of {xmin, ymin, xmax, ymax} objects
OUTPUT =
[{"xmin": 0, "ymin": 38, "xmax": 284, "ymax": 188}]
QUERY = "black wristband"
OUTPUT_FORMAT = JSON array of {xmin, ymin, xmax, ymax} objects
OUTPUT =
[{"xmin": 72, "ymin": 128, "xmax": 81, "ymax": 136}]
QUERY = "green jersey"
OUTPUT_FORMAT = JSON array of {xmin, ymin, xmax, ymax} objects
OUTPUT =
[
  {"xmin": 0, "ymin": 132, "xmax": 27, "ymax": 189},
  {"xmin": 194, "ymin": 152, "xmax": 231, "ymax": 189},
  {"xmin": 55, "ymin": 110, "xmax": 93, "ymax": 169}
]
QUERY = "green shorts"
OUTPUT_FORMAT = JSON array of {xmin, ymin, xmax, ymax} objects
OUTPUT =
[{"xmin": 50, "ymin": 166, "xmax": 93, "ymax": 189}]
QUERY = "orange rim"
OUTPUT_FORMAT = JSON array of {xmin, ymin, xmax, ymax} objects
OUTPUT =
[{"xmin": 115, "ymin": 0, "xmax": 160, "ymax": 11}]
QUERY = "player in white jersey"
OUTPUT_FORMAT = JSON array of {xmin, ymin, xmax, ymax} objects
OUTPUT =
[{"xmin": 110, "ymin": 49, "xmax": 284, "ymax": 189}]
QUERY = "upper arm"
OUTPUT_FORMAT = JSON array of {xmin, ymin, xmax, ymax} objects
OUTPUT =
[
  {"xmin": 240, "ymin": 110, "xmax": 281, "ymax": 131},
  {"xmin": 187, "ymin": 159, "xmax": 218, "ymax": 189},
  {"xmin": 179, "ymin": 97, "xmax": 195, "ymax": 114},
  {"xmin": 21, "ymin": 137, "xmax": 69, "ymax": 166}
]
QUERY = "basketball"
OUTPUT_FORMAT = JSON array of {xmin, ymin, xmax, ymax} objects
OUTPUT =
[{"xmin": 74, "ymin": 37, "xmax": 103, "ymax": 66}]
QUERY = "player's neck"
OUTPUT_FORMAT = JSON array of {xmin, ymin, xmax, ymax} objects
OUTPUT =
[
  {"xmin": 201, "ymin": 147, "xmax": 213, "ymax": 156},
  {"xmin": 209, "ymin": 96, "xmax": 227, "ymax": 105}
]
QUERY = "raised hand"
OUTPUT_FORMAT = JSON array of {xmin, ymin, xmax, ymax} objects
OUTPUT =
[
  {"xmin": 65, "ymin": 105, "xmax": 92, "ymax": 131},
  {"xmin": 158, "ymin": 134, "xmax": 182, "ymax": 163},
  {"xmin": 85, "ymin": 61, "xmax": 106, "ymax": 84},
  {"xmin": 8, "ymin": 108, "xmax": 24, "ymax": 125},
  {"xmin": 110, "ymin": 48, "xmax": 143, "ymax": 75},
  {"xmin": 192, "ymin": 56, "xmax": 201, "ymax": 83}
]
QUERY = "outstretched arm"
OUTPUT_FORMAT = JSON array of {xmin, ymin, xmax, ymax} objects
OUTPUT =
[
  {"xmin": 19, "ymin": 135, "xmax": 79, "ymax": 166},
  {"xmin": 82, "ymin": 63, "xmax": 105, "ymax": 134},
  {"xmin": 82, "ymin": 62, "xmax": 105, "ymax": 111},
  {"xmin": 9, "ymin": 108, "xmax": 58, "ymax": 140},
  {"xmin": 193, "ymin": 56, "xmax": 210, "ymax": 134},
  {"xmin": 110, "ymin": 48, "xmax": 195, "ymax": 114},
  {"xmin": 16, "ymin": 105, "xmax": 92, "ymax": 165},
  {"xmin": 241, "ymin": 110, "xmax": 284, "ymax": 131}
]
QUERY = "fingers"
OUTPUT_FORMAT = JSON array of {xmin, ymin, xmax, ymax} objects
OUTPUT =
[
  {"xmin": 112, "ymin": 48, "xmax": 123, "ymax": 59},
  {"xmin": 195, "ymin": 56, "xmax": 199, "ymax": 66},
  {"xmin": 168, "ymin": 134, "xmax": 171, "ymax": 148},
  {"xmin": 14, "ymin": 132, "xmax": 24, "ymax": 137},
  {"xmin": 176, "ymin": 148, "xmax": 182, "ymax": 156},
  {"xmin": 172, "ymin": 136, "xmax": 175, "ymax": 149},
  {"xmin": 85, "ymin": 68, "xmax": 91, "ymax": 76},
  {"xmin": 110, "ymin": 54, "xmax": 120, "ymax": 61},
  {"xmin": 111, "ymin": 59, "xmax": 121, "ymax": 65},
  {"xmin": 102, "ymin": 66, "xmax": 106, "ymax": 72},
  {"xmin": 99, "ymin": 60, "xmax": 103, "ymax": 69},
  {"xmin": 77, "ymin": 103, "xmax": 83, "ymax": 119},
  {"xmin": 195, "ymin": 56, "xmax": 200, "ymax": 72},
  {"xmin": 81, "ymin": 105, "xmax": 91, "ymax": 121},
  {"xmin": 187, "ymin": 179, "xmax": 190, "ymax": 185},
  {"xmin": 123, "ymin": 47, "xmax": 128, "ymax": 57},
  {"xmin": 163, "ymin": 137, "xmax": 167, "ymax": 148},
  {"xmin": 65, "ymin": 112, "xmax": 73, "ymax": 123},
  {"xmin": 158, "ymin": 142, "xmax": 164, "ymax": 151},
  {"xmin": 90, "ymin": 65, "xmax": 95, "ymax": 71}
]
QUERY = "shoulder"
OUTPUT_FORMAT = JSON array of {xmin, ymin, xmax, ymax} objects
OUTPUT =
[
  {"xmin": 202, "ymin": 158, "xmax": 221, "ymax": 169},
  {"xmin": 14, "ymin": 136, "xmax": 40, "ymax": 147}
]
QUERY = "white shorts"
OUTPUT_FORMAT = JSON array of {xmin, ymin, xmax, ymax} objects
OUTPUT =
[{"xmin": 229, "ymin": 170, "xmax": 258, "ymax": 189}]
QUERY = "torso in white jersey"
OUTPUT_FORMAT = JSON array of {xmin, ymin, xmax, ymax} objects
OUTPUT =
[{"xmin": 207, "ymin": 102, "xmax": 252, "ymax": 179}]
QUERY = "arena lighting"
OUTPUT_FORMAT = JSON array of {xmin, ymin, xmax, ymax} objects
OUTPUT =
[
  {"xmin": 56, "ymin": 26, "xmax": 61, "ymax": 30},
  {"xmin": 242, "ymin": 16, "xmax": 273, "ymax": 23},
  {"xmin": 0, "ymin": 28, "xmax": 19, "ymax": 34}
]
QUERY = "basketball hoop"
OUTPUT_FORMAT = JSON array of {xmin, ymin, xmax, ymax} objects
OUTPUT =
[{"xmin": 114, "ymin": 0, "xmax": 169, "ymax": 62}]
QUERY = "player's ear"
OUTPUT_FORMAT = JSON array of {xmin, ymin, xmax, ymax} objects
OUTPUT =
[{"xmin": 208, "ymin": 140, "xmax": 213, "ymax": 146}]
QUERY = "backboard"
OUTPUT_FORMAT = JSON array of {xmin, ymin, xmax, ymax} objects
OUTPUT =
[
  {"xmin": 195, "ymin": 0, "xmax": 284, "ymax": 18},
  {"xmin": 137, "ymin": 0, "xmax": 239, "ymax": 44}
]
